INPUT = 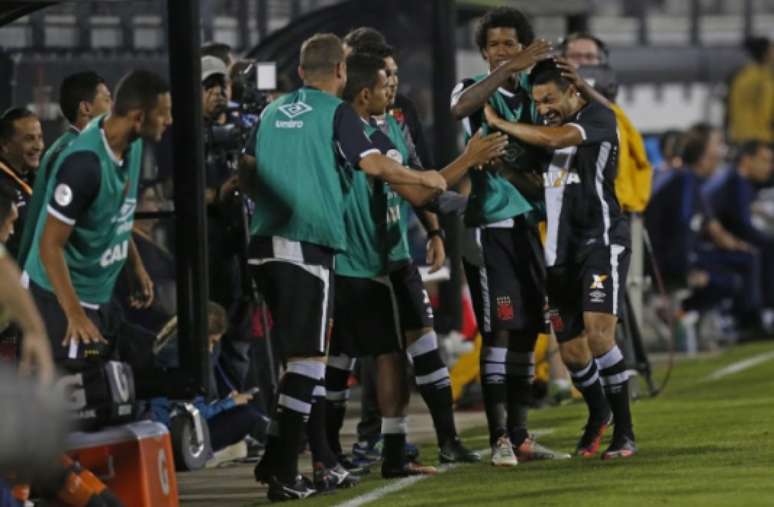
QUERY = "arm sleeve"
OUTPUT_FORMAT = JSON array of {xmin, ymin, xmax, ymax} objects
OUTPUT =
[
  {"xmin": 47, "ymin": 151, "xmax": 101, "ymax": 226},
  {"xmin": 333, "ymin": 103, "xmax": 380, "ymax": 168},
  {"xmin": 369, "ymin": 130, "xmax": 398, "ymax": 156},
  {"xmin": 567, "ymin": 102, "xmax": 617, "ymax": 146}
]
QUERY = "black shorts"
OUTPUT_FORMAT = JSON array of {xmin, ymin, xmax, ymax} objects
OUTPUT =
[
  {"xmin": 388, "ymin": 261, "xmax": 434, "ymax": 332},
  {"xmin": 29, "ymin": 282, "xmax": 118, "ymax": 368},
  {"xmin": 249, "ymin": 258, "xmax": 334, "ymax": 358},
  {"xmin": 463, "ymin": 220, "xmax": 546, "ymax": 335},
  {"xmin": 330, "ymin": 275, "xmax": 403, "ymax": 357},
  {"xmin": 546, "ymin": 244, "xmax": 630, "ymax": 343}
]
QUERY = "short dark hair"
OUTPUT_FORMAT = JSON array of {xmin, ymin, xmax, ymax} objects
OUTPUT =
[
  {"xmin": 343, "ymin": 27, "xmax": 387, "ymax": 51},
  {"xmin": 113, "ymin": 70, "xmax": 169, "ymax": 116},
  {"xmin": 529, "ymin": 60, "xmax": 571, "ymax": 91},
  {"xmin": 351, "ymin": 41, "xmax": 396, "ymax": 61},
  {"xmin": 300, "ymin": 33, "xmax": 344, "ymax": 77},
  {"xmin": 207, "ymin": 301, "xmax": 228, "ymax": 335},
  {"xmin": 475, "ymin": 7, "xmax": 534, "ymax": 52},
  {"xmin": 735, "ymin": 139, "xmax": 769, "ymax": 164},
  {"xmin": 0, "ymin": 107, "xmax": 37, "ymax": 145},
  {"xmin": 342, "ymin": 52, "xmax": 386, "ymax": 102},
  {"xmin": 201, "ymin": 41, "xmax": 232, "ymax": 66},
  {"xmin": 681, "ymin": 123, "xmax": 715, "ymax": 166},
  {"xmin": 59, "ymin": 71, "xmax": 106, "ymax": 124},
  {"xmin": 744, "ymin": 36, "xmax": 770, "ymax": 64}
]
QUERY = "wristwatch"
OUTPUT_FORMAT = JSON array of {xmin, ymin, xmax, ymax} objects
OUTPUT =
[{"xmin": 427, "ymin": 229, "xmax": 446, "ymax": 241}]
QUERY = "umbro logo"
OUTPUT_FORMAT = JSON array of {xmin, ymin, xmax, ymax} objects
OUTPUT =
[{"xmin": 278, "ymin": 102, "xmax": 313, "ymax": 119}]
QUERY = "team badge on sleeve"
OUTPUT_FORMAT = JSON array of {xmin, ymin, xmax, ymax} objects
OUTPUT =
[{"xmin": 54, "ymin": 183, "xmax": 73, "ymax": 207}]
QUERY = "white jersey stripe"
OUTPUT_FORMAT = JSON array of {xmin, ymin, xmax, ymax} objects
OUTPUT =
[{"xmin": 594, "ymin": 142, "xmax": 612, "ymax": 245}]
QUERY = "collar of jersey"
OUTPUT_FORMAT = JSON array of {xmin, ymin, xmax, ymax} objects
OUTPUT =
[{"xmin": 98, "ymin": 118, "xmax": 124, "ymax": 167}]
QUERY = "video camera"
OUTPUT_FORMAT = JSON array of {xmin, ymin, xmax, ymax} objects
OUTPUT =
[{"xmin": 205, "ymin": 61, "xmax": 277, "ymax": 154}]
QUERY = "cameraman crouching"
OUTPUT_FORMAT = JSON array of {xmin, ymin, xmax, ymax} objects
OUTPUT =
[{"xmin": 201, "ymin": 56, "xmax": 252, "ymax": 393}]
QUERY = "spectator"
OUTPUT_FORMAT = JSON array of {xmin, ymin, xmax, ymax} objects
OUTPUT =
[
  {"xmin": 0, "ymin": 108, "xmax": 44, "ymax": 258},
  {"xmin": 201, "ymin": 55, "xmax": 253, "ymax": 394},
  {"xmin": 17, "ymin": 71, "xmax": 112, "ymax": 268},
  {"xmin": 150, "ymin": 302, "xmax": 265, "ymax": 453},
  {"xmin": 727, "ymin": 36, "xmax": 774, "ymax": 144},
  {"xmin": 646, "ymin": 124, "xmax": 763, "ymax": 334},
  {"xmin": 704, "ymin": 140, "xmax": 774, "ymax": 330}
]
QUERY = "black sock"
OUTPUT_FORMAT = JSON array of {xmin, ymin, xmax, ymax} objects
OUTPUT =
[
  {"xmin": 596, "ymin": 346, "xmax": 634, "ymax": 438},
  {"xmin": 569, "ymin": 358, "xmax": 611, "ymax": 423},
  {"xmin": 407, "ymin": 331, "xmax": 457, "ymax": 446},
  {"xmin": 272, "ymin": 361, "xmax": 324, "ymax": 483},
  {"xmin": 505, "ymin": 347, "xmax": 534, "ymax": 447},
  {"xmin": 481, "ymin": 345, "xmax": 507, "ymax": 445},
  {"xmin": 324, "ymin": 354, "xmax": 354, "ymax": 457},
  {"xmin": 307, "ymin": 381, "xmax": 339, "ymax": 468},
  {"xmin": 381, "ymin": 417, "xmax": 407, "ymax": 468}
]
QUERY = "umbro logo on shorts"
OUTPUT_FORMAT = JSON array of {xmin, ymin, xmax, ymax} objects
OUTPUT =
[
  {"xmin": 589, "ymin": 290, "xmax": 606, "ymax": 303},
  {"xmin": 279, "ymin": 101, "xmax": 313, "ymax": 119},
  {"xmin": 590, "ymin": 274, "xmax": 608, "ymax": 290}
]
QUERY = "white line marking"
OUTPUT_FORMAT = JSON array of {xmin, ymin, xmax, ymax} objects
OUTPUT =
[
  {"xmin": 333, "ymin": 448, "xmax": 489, "ymax": 507},
  {"xmin": 333, "ymin": 428, "xmax": 557, "ymax": 507},
  {"xmin": 703, "ymin": 350, "xmax": 774, "ymax": 382}
]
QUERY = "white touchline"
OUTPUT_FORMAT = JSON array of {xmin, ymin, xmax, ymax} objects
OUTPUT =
[
  {"xmin": 333, "ymin": 448, "xmax": 489, "ymax": 507},
  {"xmin": 333, "ymin": 428, "xmax": 557, "ymax": 507},
  {"xmin": 703, "ymin": 350, "xmax": 774, "ymax": 382}
]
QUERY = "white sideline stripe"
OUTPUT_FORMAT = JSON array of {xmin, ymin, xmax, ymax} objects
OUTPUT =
[
  {"xmin": 334, "ymin": 447, "xmax": 490, "ymax": 507},
  {"xmin": 335, "ymin": 428, "xmax": 557, "ymax": 507},
  {"xmin": 703, "ymin": 350, "xmax": 774, "ymax": 382}
]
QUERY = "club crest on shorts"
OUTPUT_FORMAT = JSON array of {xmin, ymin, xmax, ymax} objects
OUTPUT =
[
  {"xmin": 548, "ymin": 309, "xmax": 564, "ymax": 332},
  {"xmin": 590, "ymin": 274, "xmax": 608, "ymax": 290},
  {"xmin": 496, "ymin": 296, "xmax": 514, "ymax": 321}
]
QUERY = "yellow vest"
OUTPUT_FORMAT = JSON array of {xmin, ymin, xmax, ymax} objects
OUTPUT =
[
  {"xmin": 728, "ymin": 63, "xmax": 774, "ymax": 143},
  {"xmin": 612, "ymin": 103, "xmax": 653, "ymax": 213}
]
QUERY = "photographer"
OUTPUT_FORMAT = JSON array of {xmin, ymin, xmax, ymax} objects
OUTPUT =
[{"xmin": 201, "ymin": 56, "xmax": 252, "ymax": 393}]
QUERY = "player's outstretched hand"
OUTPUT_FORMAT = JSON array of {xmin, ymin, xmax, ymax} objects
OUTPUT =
[
  {"xmin": 464, "ymin": 129, "xmax": 508, "ymax": 168},
  {"xmin": 507, "ymin": 38, "xmax": 553, "ymax": 72},
  {"xmin": 63, "ymin": 310, "xmax": 106, "ymax": 349},
  {"xmin": 420, "ymin": 170, "xmax": 448, "ymax": 193}
]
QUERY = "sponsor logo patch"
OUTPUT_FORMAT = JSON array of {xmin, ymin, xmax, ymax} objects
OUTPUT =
[
  {"xmin": 496, "ymin": 296, "xmax": 514, "ymax": 321},
  {"xmin": 590, "ymin": 274, "xmax": 608, "ymax": 290},
  {"xmin": 54, "ymin": 184, "xmax": 73, "ymax": 207}
]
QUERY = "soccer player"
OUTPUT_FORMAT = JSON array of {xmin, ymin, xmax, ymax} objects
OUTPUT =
[
  {"xmin": 483, "ymin": 59, "xmax": 637, "ymax": 459},
  {"xmin": 323, "ymin": 51, "xmax": 505, "ymax": 478},
  {"xmin": 23, "ymin": 70, "xmax": 169, "ymax": 366},
  {"xmin": 330, "ymin": 33, "xmax": 482, "ymax": 467},
  {"xmin": 450, "ymin": 7, "xmax": 565, "ymax": 466},
  {"xmin": 17, "ymin": 71, "xmax": 112, "ymax": 268},
  {"xmin": 239, "ymin": 33, "xmax": 448, "ymax": 501}
]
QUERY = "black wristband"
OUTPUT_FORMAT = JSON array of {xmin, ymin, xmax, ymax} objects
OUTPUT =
[{"xmin": 427, "ymin": 228, "xmax": 445, "ymax": 241}]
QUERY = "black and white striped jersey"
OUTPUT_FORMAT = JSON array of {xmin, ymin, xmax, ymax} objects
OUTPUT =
[{"xmin": 543, "ymin": 100, "xmax": 629, "ymax": 268}]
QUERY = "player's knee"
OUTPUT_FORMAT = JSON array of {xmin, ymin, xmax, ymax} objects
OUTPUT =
[{"xmin": 559, "ymin": 338, "xmax": 590, "ymax": 369}]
